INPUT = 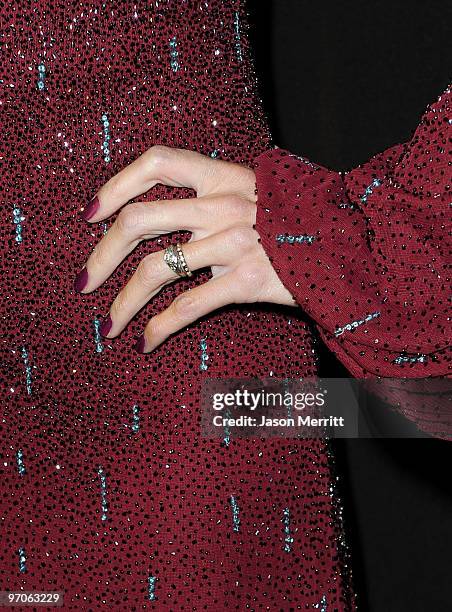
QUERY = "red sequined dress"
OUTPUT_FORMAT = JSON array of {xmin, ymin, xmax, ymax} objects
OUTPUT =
[{"xmin": 1, "ymin": 0, "xmax": 449, "ymax": 610}]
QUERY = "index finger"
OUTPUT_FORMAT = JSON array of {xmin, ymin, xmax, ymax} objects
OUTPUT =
[{"xmin": 80, "ymin": 145, "xmax": 255, "ymax": 223}]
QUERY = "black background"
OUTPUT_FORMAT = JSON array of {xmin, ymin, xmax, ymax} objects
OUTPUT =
[{"xmin": 248, "ymin": 2, "xmax": 451, "ymax": 611}]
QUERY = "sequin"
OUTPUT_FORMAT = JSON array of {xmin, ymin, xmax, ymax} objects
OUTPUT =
[
  {"xmin": 233, "ymin": 12, "xmax": 243, "ymax": 62},
  {"xmin": 229, "ymin": 495, "xmax": 240, "ymax": 532},
  {"xmin": 334, "ymin": 311, "xmax": 381, "ymax": 337},
  {"xmin": 394, "ymin": 353, "xmax": 428, "ymax": 365},
  {"xmin": 223, "ymin": 408, "xmax": 232, "ymax": 447},
  {"xmin": 131, "ymin": 404, "xmax": 140, "ymax": 433},
  {"xmin": 148, "ymin": 576, "xmax": 157, "ymax": 601},
  {"xmin": 93, "ymin": 318, "xmax": 104, "ymax": 353},
  {"xmin": 37, "ymin": 63, "xmax": 46, "ymax": 91},
  {"xmin": 21, "ymin": 346, "xmax": 32, "ymax": 395},
  {"xmin": 101, "ymin": 114, "xmax": 111, "ymax": 164},
  {"xmin": 16, "ymin": 449, "xmax": 26, "ymax": 476},
  {"xmin": 288, "ymin": 153, "xmax": 321, "ymax": 170},
  {"xmin": 276, "ymin": 233, "xmax": 316, "ymax": 245},
  {"xmin": 282, "ymin": 507, "xmax": 294, "ymax": 553},
  {"xmin": 13, "ymin": 207, "xmax": 25, "ymax": 243},
  {"xmin": 169, "ymin": 36, "xmax": 180, "ymax": 72},
  {"xmin": 18, "ymin": 548, "xmax": 27, "ymax": 573},
  {"xmin": 200, "ymin": 336, "xmax": 209, "ymax": 371},
  {"xmin": 97, "ymin": 466, "xmax": 108, "ymax": 522},
  {"xmin": 359, "ymin": 178, "xmax": 382, "ymax": 203}
]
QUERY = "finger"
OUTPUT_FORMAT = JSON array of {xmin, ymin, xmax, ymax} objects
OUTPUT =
[
  {"xmin": 81, "ymin": 145, "xmax": 255, "ymax": 222},
  {"xmin": 102, "ymin": 227, "xmax": 255, "ymax": 337},
  {"xmin": 76, "ymin": 196, "xmax": 256, "ymax": 294},
  {"xmin": 135, "ymin": 273, "xmax": 237, "ymax": 353}
]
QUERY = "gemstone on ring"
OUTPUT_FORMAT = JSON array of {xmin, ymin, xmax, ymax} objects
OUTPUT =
[{"xmin": 163, "ymin": 243, "xmax": 192, "ymax": 277}]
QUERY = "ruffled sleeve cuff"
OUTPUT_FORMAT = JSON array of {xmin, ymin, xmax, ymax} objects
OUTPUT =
[{"xmin": 253, "ymin": 146, "xmax": 449, "ymax": 379}]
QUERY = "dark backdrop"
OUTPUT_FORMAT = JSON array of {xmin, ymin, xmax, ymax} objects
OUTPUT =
[{"xmin": 247, "ymin": 2, "xmax": 452, "ymax": 611}]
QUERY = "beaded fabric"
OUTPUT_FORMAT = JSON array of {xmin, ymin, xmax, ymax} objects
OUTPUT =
[
  {"xmin": 255, "ymin": 86, "xmax": 451, "ymax": 439},
  {"xmin": 1, "ymin": 1, "xmax": 355, "ymax": 610}
]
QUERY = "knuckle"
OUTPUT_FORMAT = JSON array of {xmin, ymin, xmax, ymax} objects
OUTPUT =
[
  {"xmin": 224, "ymin": 226, "xmax": 257, "ymax": 251},
  {"xmin": 145, "ymin": 317, "xmax": 160, "ymax": 339},
  {"xmin": 107, "ymin": 173, "xmax": 125, "ymax": 201},
  {"xmin": 198, "ymin": 161, "xmax": 218, "ymax": 192},
  {"xmin": 111, "ymin": 289, "xmax": 129, "ymax": 314},
  {"xmin": 172, "ymin": 292, "xmax": 197, "ymax": 319},
  {"xmin": 234, "ymin": 261, "xmax": 263, "ymax": 289},
  {"xmin": 146, "ymin": 144, "xmax": 171, "ymax": 169},
  {"xmin": 222, "ymin": 194, "xmax": 250, "ymax": 217},
  {"xmin": 116, "ymin": 203, "xmax": 147, "ymax": 234},
  {"xmin": 143, "ymin": 315, "xmax": 160, "ymax": 342},
  {"xmin": 90, "ymin": 244, "xmax": 109, "ymax": 269},
  {"xmin": 136, "ymin": 254, "xmax": 158, "ymax": 289},
  {"xmin": 189, "ymin": 197, "xmax": 209, "ymax": 219}
]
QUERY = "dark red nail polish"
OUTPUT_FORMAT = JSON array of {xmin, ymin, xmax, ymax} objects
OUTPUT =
[
  {"xmin": 74, "ymin": 267, "xmax": 89, "ymax": 293},
  {"xmin": 81, "ymin": 195, "xmax": 100, "ymax": 221},
  {"xmin": 134, "ymin": 335, "xmax": 146, "ymax": 353},
  {"xmin": 99, "ymin": 315, "xmax": 112, "ymax": 337}
]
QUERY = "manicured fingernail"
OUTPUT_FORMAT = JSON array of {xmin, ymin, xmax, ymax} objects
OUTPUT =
[
  {"xmin": 74, "ymin": 267, "xmax": 89, "ymax": 293},
  {"xmin": 99, "ymin": 315, "xmax": 112, "ymax": 337},
  {"xmin": 81, "ymin": 195, "xmax": 100, "ymax": 221},
  {"xmin": 134, "ymin": 335, "xmax": 146, "ymax": 354}
]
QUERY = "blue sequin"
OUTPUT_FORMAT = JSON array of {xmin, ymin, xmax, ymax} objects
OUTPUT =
[
  {"xmin": 93, "ymin": 318, "xmax": 104, "ymax": 353},
  {"xmin": 169, "ymin": 37, "xmax": 180, "ymax": 72},
  {"xmin": 21, "ymin": 346, "xmax": 32, "ymax": 395},
  {"xmin": 97, "ymin": 466, "xmax": 108, "ymax": 521},
  {"xmin": 200, "ymin": 336, "xmax": 209, "ymax": 371},
  {"xmin": 132, "ymin": 404, "xmax": 140, "ymax": 433},
  {"xmin": 37, "ymin": 63, "xmax": 46, "ymax": 91},
  {"xmin": 282, "ymin": 507, "xmax": 294, "ymax": 553},
  {"xmin": 16, "ymin": 449, "xmax": 26, "ymax": 476},
  {"xmin": 314, "ymin": 594, "xmax": 327, "ymax": 611},
  {"xmin": 276, "ymin": 233, "xmax": 315, "ymax": 245},
  {"xmin": 148, "ymin": 576, "xmax": 157, "ymax": 601},
  {"xmin": 394, "ymin": 353, "xmax": 427, "ymax": 365},
  {"xmin": 229, "ymin": 495, "xmax": 240, "ymax": 532},
  {"xmin": 360, "ymin": 178, "xmax": 382, "ymax": 203},
  {"xmin": 101, "ymin": 114, "xmax": 111, "ymax": 163},
  {"xmin": 13, "ymin": 207, "xmax": 25, "ymax": 243},
  {"xmin": 223, "ymin": 408, "xmax": 231, "ymax": 447},
  {"xmin": 18, "ymin": 547, "xmax": 27, "ymax": 573},
  {"xmin": 334, "ymin": 311, "xmax": 380, "ymax": 337}
]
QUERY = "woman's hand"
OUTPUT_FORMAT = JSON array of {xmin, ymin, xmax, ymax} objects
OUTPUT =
[{"xmin": 75, "ymin": 145, "xmax": 296, "ymax": 353}]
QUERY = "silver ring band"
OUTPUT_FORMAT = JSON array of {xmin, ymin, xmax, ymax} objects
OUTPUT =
[{"xmin": 163, "ymin": 242, "xmax": 193, "ymax": 278}]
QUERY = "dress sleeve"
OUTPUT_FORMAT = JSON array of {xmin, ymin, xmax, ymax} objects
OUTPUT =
[{"xmin": 253, "ymin": 85, "xmax": 451, "ymax": 380}]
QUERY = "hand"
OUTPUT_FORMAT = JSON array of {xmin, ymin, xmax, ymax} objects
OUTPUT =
[{"xmin": 75, "ymin": 145, "xmax": 296, "ymax": 353}]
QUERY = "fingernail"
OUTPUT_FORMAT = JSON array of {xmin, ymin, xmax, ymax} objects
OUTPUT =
[
  {"xmin": 99, "ymin": 315, "xmax": 112, "ymax": 337},
  {"xmin": 81, "ymin": 195, "xmax": 100, "ymax": 221},
  {"xmin": 74, "ymin": 267, "xmax": 89, "ymax": 293},
  {"xmin": 134, "ymin": 335, "xmax": 146, "ymax": 354}
]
